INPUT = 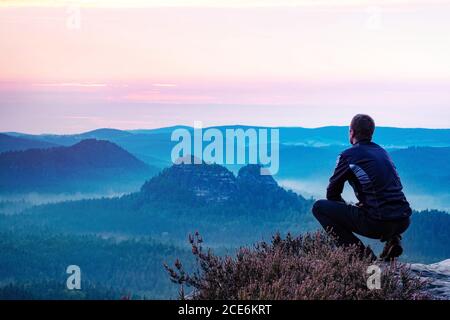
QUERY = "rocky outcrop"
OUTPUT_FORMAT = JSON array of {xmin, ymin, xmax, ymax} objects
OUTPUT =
[
  {"xmin": 141, "ymin": 160, "xmax": 238, "ymax": 204},
  {"xmin": 140, "ymin": 162, "xmax": 307, "ymax": 209}
]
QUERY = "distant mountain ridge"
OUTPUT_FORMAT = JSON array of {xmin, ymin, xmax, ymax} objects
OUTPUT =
[
  {"xmin": 0, "ymin": 139, "xmax": 157, "ymax": 194},
  {"xmin": 4, "ymin": 125, "xmax": 450, "ymax": 149},
  {"xmin": 4, "ymin": 126, "xmax": 450, "ymax": 176},
  {"xmin": 0, "ymin": 133, "xmax": 58, "ymax": 153},
  {"xmin": 3, "ymin": 128, "xmax": 133, "ymax": 147}
]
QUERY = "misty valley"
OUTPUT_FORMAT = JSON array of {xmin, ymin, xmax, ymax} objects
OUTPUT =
[{"xmin": 1, "ymin": 126, "xmax": 450, "ymax": 299}]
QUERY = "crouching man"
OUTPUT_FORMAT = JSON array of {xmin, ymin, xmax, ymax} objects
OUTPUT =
[{"xmin": 312, "ymin": 114, "xmax": 411, "ymax": 261}]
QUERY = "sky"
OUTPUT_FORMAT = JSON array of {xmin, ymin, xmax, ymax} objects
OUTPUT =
[{"xmin": 1, "ymin": 0, "xmax": 450, "ymax": 133}]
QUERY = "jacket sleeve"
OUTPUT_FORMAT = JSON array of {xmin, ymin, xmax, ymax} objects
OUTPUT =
[{"xmin": 326, "ymin": 154, "xmax": 350, "ymax": 203}]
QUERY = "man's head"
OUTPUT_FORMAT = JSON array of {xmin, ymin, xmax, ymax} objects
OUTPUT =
[{"xmin": 349, "ymin": 114, "xmax": 375, "ymax": 145}]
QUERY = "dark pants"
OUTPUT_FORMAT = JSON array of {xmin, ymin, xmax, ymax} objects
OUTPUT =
[{"xmin": 312, "ymin": 200, "xmax": 410, "ymax": 252}]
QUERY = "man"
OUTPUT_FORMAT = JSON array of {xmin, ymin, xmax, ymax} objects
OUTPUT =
[{"xmin": 312, "ymin": 114, "xmax": 412, "ymax": 261}]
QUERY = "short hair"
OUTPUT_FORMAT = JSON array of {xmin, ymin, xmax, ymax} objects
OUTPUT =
[{"xmin": 350, "ymin": 114, "xmax": 375, "ymax": 141}]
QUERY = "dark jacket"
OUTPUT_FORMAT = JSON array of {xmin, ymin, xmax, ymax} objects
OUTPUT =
[{"xmin": 327, "ymin": 140, "xmax": 412, "ymax": 221}]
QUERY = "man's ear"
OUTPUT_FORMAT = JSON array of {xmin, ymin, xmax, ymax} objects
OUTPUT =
[{"xmin": 349, "ymin": 128, "xmax": 355, "ymax": 145}]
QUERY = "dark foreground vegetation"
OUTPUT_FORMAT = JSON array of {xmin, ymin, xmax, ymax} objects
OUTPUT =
[{"xmin": 166, "ymin": 232, "xmax": 429, "ymax": 300}]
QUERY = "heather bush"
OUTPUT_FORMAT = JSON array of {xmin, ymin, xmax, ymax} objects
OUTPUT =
[{"xmin": 165, "ymin": 232, "xmax": 430, "ymax": 300}]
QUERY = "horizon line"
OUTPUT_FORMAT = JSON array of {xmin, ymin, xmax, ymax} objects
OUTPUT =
[{"xmin": 3, "ymin": 124, "xmax": 450, "ymax": 136}]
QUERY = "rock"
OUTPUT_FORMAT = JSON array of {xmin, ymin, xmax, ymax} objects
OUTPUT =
[
  {"xmin": 410, "ymin": 259, "xmax": 450, "ymax": 299},
  {"xmin": 237, "ymin": 164, "xmax": 278, "ymax": 189}
]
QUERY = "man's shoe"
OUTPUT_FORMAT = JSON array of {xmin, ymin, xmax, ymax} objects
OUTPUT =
[{"xmin": 380, "ymin": 235, "xmax": 403, "ymax": 261}]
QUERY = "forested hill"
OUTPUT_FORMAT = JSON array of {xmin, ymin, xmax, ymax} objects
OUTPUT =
[{"xmin": 0, "ymin": 139, "xmax": 157, "ymax": 194}]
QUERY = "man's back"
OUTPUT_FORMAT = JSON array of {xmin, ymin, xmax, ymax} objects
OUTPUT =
[{"xmin": 327, "ymin": 140, "xmax": 412, "ymax": 221}]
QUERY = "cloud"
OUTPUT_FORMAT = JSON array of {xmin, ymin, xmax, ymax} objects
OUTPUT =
[
  {"xmin": 152, "ymin": 83, "xmax": 177, "ymax": 88},
  {"xmin": 123, "ymin": 90, "xmax": 215, "ymax": 104},
  {"xmin": 32, "ymin": 83, "xmax": 107, "ymax": 88}
]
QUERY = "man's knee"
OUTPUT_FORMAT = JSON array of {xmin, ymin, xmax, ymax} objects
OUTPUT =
[{"xmin": 312, "ymin": 199, "xmax": 328, "ymax": 218}]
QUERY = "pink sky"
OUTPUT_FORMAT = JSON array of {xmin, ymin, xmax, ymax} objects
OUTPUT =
[{"xmin": 1, "ymin": 1, "xmax": 450, "ymax": 133}]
